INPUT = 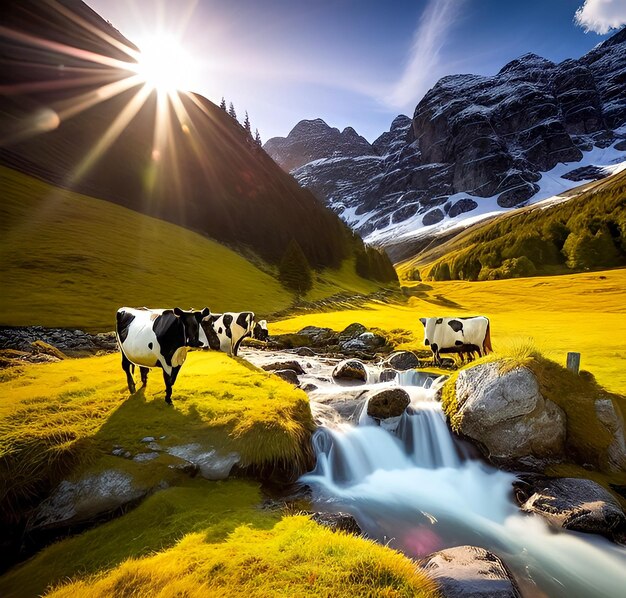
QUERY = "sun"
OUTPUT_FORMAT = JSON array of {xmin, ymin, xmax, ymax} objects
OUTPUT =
[{"xmin": 133, "ymin": 34, "xmax": 199, "ymax": 94}]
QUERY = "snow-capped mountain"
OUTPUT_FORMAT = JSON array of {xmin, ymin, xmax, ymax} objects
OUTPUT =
[{"xmin": 264, "ymin": 27, "xmax": 626, "ymax": 258}]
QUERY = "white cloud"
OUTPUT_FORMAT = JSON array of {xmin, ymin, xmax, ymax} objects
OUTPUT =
[
  {"xmin": 575, "ymin": 0, "xmax": 626, "ymax": 34},
  {"xmin": 386, "ymin": 0, "xmax": 464, "ymax": 110}
]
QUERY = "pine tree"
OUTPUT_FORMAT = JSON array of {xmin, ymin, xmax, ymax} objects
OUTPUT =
[
  {"xmin": 219, "ymin": 97, "xmax": 227, "ymax": 111},
  {"xmin": 243, "ymin": 111, "xmax": 251, "ymax": 135},
  {"xmin": 228, "ymin": 102, "xmax": 237, "ymax": 120},
  {"xmin": 278, "ymin": 239, "xmax": 313, "ymax": 294},
  {"xmin": 254, "ymin": 128, "xmax": 262, "ymax": 146}
]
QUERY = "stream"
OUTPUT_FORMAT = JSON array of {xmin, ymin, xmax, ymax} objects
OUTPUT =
[{"xmin": 245, "ymin": 348, "xmax": 626, "ymax": 598}]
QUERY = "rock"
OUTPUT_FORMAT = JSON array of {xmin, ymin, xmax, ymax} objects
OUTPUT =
[
  {"xmin": 379, "ymin": 368, "xmax": 398, "ymax": 383},
  {"xmin": 337, "ymin": 323, "xmax": 367, "ymax": 343},
  {"xmin": 367, "ymin": 388, "xmax": 411, "ymax": 420},
  {"xmin": 301, "ymin": 383, "xmax": 318, "ymax": 393},
  {"xmin": 133, "ymin": 452, "xmax": 160, "ymax": 462},
  {"xmin": 448, "ymin": 198, "xmax": 478, "ymax": 218},
  {"xmin": 453, "ymin": 362, "xmax": 566, "ymax": 466},
  {"xmin": 309, "ymin": 512, "xmax": 362, "ymax": 535},
  {"xmin": 30, "ymin": 470, "xmax": 147, "ymax": 530},
  {"xmin": 168, "ymin": 461, "xmax": 199, "ymax": 477},
  {"xmin": 496, "ymin": 183, "xmax": 538, "ymax": 208},
  {"xmin": 141, "ymin": 436, "xmax": 156, "ymax": 443},
  {"xmin": 340, "ymin": 332, "xmax": 387, "ymax": 354},
  {"xmin": 311, "ymin": 389, "xmax": 368, "ymax": 423},
  {"xmin": 561, "ymin": 165, "xmax": 607, "ymax": 182},
  {"xmin": 384, "ymin": 351, "xmax": 419, "ymax": 371},
  {"xmin": 273, "ymin": 369, "xmax": 300, "ymax": 386},
  {"xmin": 296, "ymin": 326, "xmax": 336, "ymax": 346},
  {"xmin": 166, "ymin": 444, "xmax": 240, "ymax": 480},
  {"xmin": 422, "ymin": 208, "xmax": 445, "ymax": 226},
  {"xmin": 594, "ymin": 398, "xmax": 626, "ymax": 472},
  {"xmin": 30, "ymin": 340, "xmax": 67, "ymax": 360},
  {"xmin": 421, "ymin": 545, "xmax": 521, "ymax": 598},
  {"xmin": 262, "ymin": 360, "xmax": 305, "ymax": 375},
  {"xmin": 296, "ymin": 347, "xmax": 316, "ymax": 357},
  {"xmin": 516, "ymin": 477, "xmax": 626, "ymax": 543},
  {"xmin": 332, "ymin": 359, "xmax": 368, "ymax": 382}
]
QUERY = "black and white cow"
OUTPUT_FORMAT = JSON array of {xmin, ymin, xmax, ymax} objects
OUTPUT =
[
  {"xmin": 419, "ymin": 316, "xmax": 492, "ymax": 365},
  {"xmin": 201, "ymin": 311, "xmax": 266, "ymax": 356},
  {"xmin": 116, "ymin": 306, "xmax": 210, "ymax": 403}
]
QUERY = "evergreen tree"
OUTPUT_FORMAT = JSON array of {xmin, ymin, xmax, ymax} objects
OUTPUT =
[
  {"xmin": 228, "ymin": 102, "xmax": 237, "ymax": 120},
  {"xmin": 243, "ymin": 111, "xmax": 251, "ymax": 135},
  {"xmin": 254, "ymin": 128, "xmax": 262, "ymax": 146},
  {"xmin": 219, "ymin": 97, "xmax": 227, "ymax": 111},
  {"xmin": 278, "ymin": 239, "xmax": 313, "ymax": 294}
]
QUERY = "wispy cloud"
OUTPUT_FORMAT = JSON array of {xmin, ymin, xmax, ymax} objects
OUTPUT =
[
  {"xmin": 386, "ymin": 0, "xmax": 464, "ymax": 110},
  {"xmin": 575, "ymin": 0, "xmax": 626, "ymax": 34}
]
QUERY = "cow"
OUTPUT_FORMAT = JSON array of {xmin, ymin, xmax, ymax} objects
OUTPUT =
[
  {"xmin": 419, "ymin": 316, "xmax": 492, "ymax": 366},
  {"xmin": 116, "ymin": 306, "xmax": 210, "ymax": 404},
  {"xmin": 201, "ymin": 311, "xmax": 267, "ymax": 356}
]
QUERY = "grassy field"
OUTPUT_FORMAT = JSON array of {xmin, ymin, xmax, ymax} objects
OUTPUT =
[
  {"xmin": 0, "ymin": 353, "xmax": 437, "ymax": 598},
  {"xmin": 0, "ymin": 167, "xmax": 382, "ymax": 331},
  {"xmin": 272, "ymin": 268, "xmax": 626, "ymax": 394}
]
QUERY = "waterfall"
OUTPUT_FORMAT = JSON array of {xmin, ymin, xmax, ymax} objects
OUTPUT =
[{"xmin": 304, "ymin": 402, "xmax": 626, "ymax": 598}]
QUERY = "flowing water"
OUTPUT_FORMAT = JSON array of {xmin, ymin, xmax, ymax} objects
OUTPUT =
[{"xmin": 268, "ymin": 354, "xmax": 626, "ymax": 598}]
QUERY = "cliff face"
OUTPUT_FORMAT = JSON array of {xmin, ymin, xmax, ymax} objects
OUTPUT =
[{"xmin": 264, "ymin": 28, "xmax": 626, "ymax": 253}]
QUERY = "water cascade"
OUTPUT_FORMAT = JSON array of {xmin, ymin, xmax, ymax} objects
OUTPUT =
[{"xmin": 303, "ymin": 375, "xmax": 626, "ymax": 598}]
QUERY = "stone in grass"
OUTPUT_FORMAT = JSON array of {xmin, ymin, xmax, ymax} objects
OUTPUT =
[
  {"xmin": 421, "ymin": 545, "xmax": 521, "ymax": 598},
  {"xmin": 366, "ymin": 388, "xmax": 411, "ymax": 420},
  {"xmin": 332, "ymin": 359, "xmax": 368, "ymax": 382},
  {"xmin": 309, "ymin": 512, "xmax": 362, "ymax": 536}
]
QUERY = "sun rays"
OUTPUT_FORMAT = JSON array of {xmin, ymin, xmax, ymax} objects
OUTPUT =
[{"xmin": 0, "ymin": 2, "xmax": 204, "ymax": 200}]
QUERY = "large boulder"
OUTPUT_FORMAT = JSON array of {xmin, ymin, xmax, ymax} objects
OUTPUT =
[
  {"xmin": 340, "ymin": 332, "xmax": 387, "ymax": 354},
  {"xmin": 332, "ymin": 359, "xmax": 368, "ymax": 383},
  {"xmin": 272, "ymin": 369, "xmax": 300, "ymax": 386},
  {"xmin": 594, "ymin": 398, "xmax": 626, "ymax": 472},
  {"xmin": 310, "ymin": 388, "xmax": 368, "ymax": 424},
  {"xmin": 452, "ymin": 362, "xmax": 566, "ymax": 467},
  {"xmin": 262, "ymin": 360, "xmax": 305, "ymax": 375},
  {"xmin": 367, "ymin": 388, "xmax": 411, "ymax": 420},
  {"xmin": 421, "ymin": 545, "xmax": 521, "ymax": 598},
  {"xmin": 515, "ymin": 476, "xmax": 626, "ymax": 543},
  {"xmin": 384, "ymin": 351, "xmax": 420, "ymax": 371},
  {"xmin": 297, "ymin": 326, "xmax": 337, "ymax": 347}
]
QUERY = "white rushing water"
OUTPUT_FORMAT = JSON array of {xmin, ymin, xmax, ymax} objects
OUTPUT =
[{"xmin": 302, "ymin": 379, "xmax": 626, "ymax": 598}]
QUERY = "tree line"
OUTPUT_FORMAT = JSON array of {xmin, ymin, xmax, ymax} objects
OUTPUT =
[
  {"xmin": 423, "ymin": 173, "xmax": 626, "ymax": 281},
  {"xmin": 220, "ymin": 97, "xmax": 262, "ymax": 146}
]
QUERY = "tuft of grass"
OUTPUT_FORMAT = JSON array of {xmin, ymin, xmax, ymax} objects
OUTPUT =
[
  {"xmin": 43, "ymin": 516, "xmax": 438, "ymax": 598},
  {"xmin": 0, "ymin": 351, "xmax": 315, "ymax": 523}
]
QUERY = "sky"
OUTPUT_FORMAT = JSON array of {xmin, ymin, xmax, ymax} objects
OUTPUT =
[{"xmin": 85, "ymin": 0, "xmax": 626, "ymax": 143}]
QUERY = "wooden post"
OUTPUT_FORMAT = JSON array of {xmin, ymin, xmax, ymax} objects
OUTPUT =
[{"xmin": 567, "ymin": 352, "xmax": 580, "ymax": 375}]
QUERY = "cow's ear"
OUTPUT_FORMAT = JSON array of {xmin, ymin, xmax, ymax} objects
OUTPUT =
[
  {"xmin": 200, "ymin": 307, "xmax": 211, "ymax": 319},
  {"xmin": 173, "ymin": 307, "xmax": 184, "ymax": 317},
  {"xmin": 419, "ymin": 317, "xmax": 426, "ymax": 326}
]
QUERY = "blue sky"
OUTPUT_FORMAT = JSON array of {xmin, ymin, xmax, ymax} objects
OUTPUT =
[{"xmin": 86, "ymin": 0, "xmax": 625, "ymax": 142}]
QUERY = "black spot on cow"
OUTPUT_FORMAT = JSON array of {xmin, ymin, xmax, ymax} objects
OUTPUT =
[
  {"xmin": 455, "ymin": 340, "xmax": 463, "ymax": 346},
  {"xmin": 223, "ymin": 314, "xmax": 233, "ymax": 338},
  {"xmin": 218, "ymin": 327, "xmax": 223, "ymax": 334},
  {"xmin": 236, "ymin": 311, "xmax": 252, "ymax": 329},
  {"xmin": 436, "ymin": 318, "xmax": 443, "ymax": 324},
  {"xmin": 152, "ymin": 310, "xmax": 185, "ymax": 367},
  {"xmin": 116, "ymin": 310, "xmax": 135, "ymax": 343},
  {"xmin": 448, "ymin": 319, "xmax": 463, "ymax": 333},
  {"xmin": 148, "ymin": 342, "xmax": 153, "ymax": 350}
]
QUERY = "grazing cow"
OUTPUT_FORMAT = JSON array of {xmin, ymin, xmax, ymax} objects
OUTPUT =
[
  {"xmin": 201, "ymin": 311, "xmax": 266, "ymax": 356},
  {"xmin": 253, "ymin": 319, "xmax": 269, "ymax": 342},
  {"xmin": 419, "ymin": 316, "xmax": 492, "ymax": 365},
  {"xmin": 116, "ymin": 306, "xmax": 210, "ymax": 403}
]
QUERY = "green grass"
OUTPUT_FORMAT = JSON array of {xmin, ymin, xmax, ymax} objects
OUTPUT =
[
  {"xmin": 0, "ymin": 166, "xmax": 383, "ymax": 331},
  {"xmin": 272, "ymin": 268, "xmax": 626, "ymax": 394},
  {"xmin": 40, "ymin": 515, "xmax": 437, "ymax": 598},
  {"xmin": 0, "ymin": 351, "xmax": 315, "ymax": 523}
]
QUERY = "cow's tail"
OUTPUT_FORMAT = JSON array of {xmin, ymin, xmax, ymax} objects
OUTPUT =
[{"xmin": 483, "ymin": 320, "xmax": 493, "ymax": 355}]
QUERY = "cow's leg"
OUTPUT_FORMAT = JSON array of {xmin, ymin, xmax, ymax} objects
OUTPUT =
[
  {"xmin": 121, "ymin": 353, "xmax": 136, "ymax": 394},
  {"xmin": 232, "ymin": 333, "xmax": 248, "ymax": 357},
  {"xmin": 140, "ymin": 367, "xmax": 149, "ymax": 387},
  {"xmin": 163, "ymin": 370, "xmax": 173, "ymax": 404}
]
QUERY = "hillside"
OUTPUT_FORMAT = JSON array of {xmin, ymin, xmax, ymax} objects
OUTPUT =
[
  {"xmin": 400, "ymin": 168, "xmax": 626, "ymax": 281},
  {"xmin": 264, "ymin": 29, "xmax": 626, "ymax": 260},
  {"xmin": 0, "ymin": 0, "xmax": 378, "ymax": 272},
  {"xmin": 0, "ymin": 167, "xmax": 381, "ymax": 330}
]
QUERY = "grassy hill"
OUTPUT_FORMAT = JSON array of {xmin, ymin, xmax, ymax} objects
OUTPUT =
[
  {"xmin": 0, "ymin": 166, "xmax": 381, "ymax": 330},
  {"xmin": 398, "ymin": 170, "xmax": 626, "ymax": 282},
  {"xmin": 272, "ymin": 268, "xmax": 626, "ymax": 394}
]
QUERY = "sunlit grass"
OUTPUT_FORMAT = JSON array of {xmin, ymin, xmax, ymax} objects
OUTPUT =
[
  {"xmin": 272, "ymin": 268, "xmax": 626, "ymax": 393},
  {"xmin": 0, "ymin": 351, "xmax": 314, "ymax": 523}
]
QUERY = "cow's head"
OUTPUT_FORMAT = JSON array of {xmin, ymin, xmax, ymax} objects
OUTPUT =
[
  {"xmin": 174, "ymin": 307, "xmax": 211, "ymax": 347},
  {"xmin": 199, "ymin": 314, "xmax": 222, "ymax": 351},
  {"xmin": 253, "ymin": 319, "xmax": 269, "ymax": 342}
]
